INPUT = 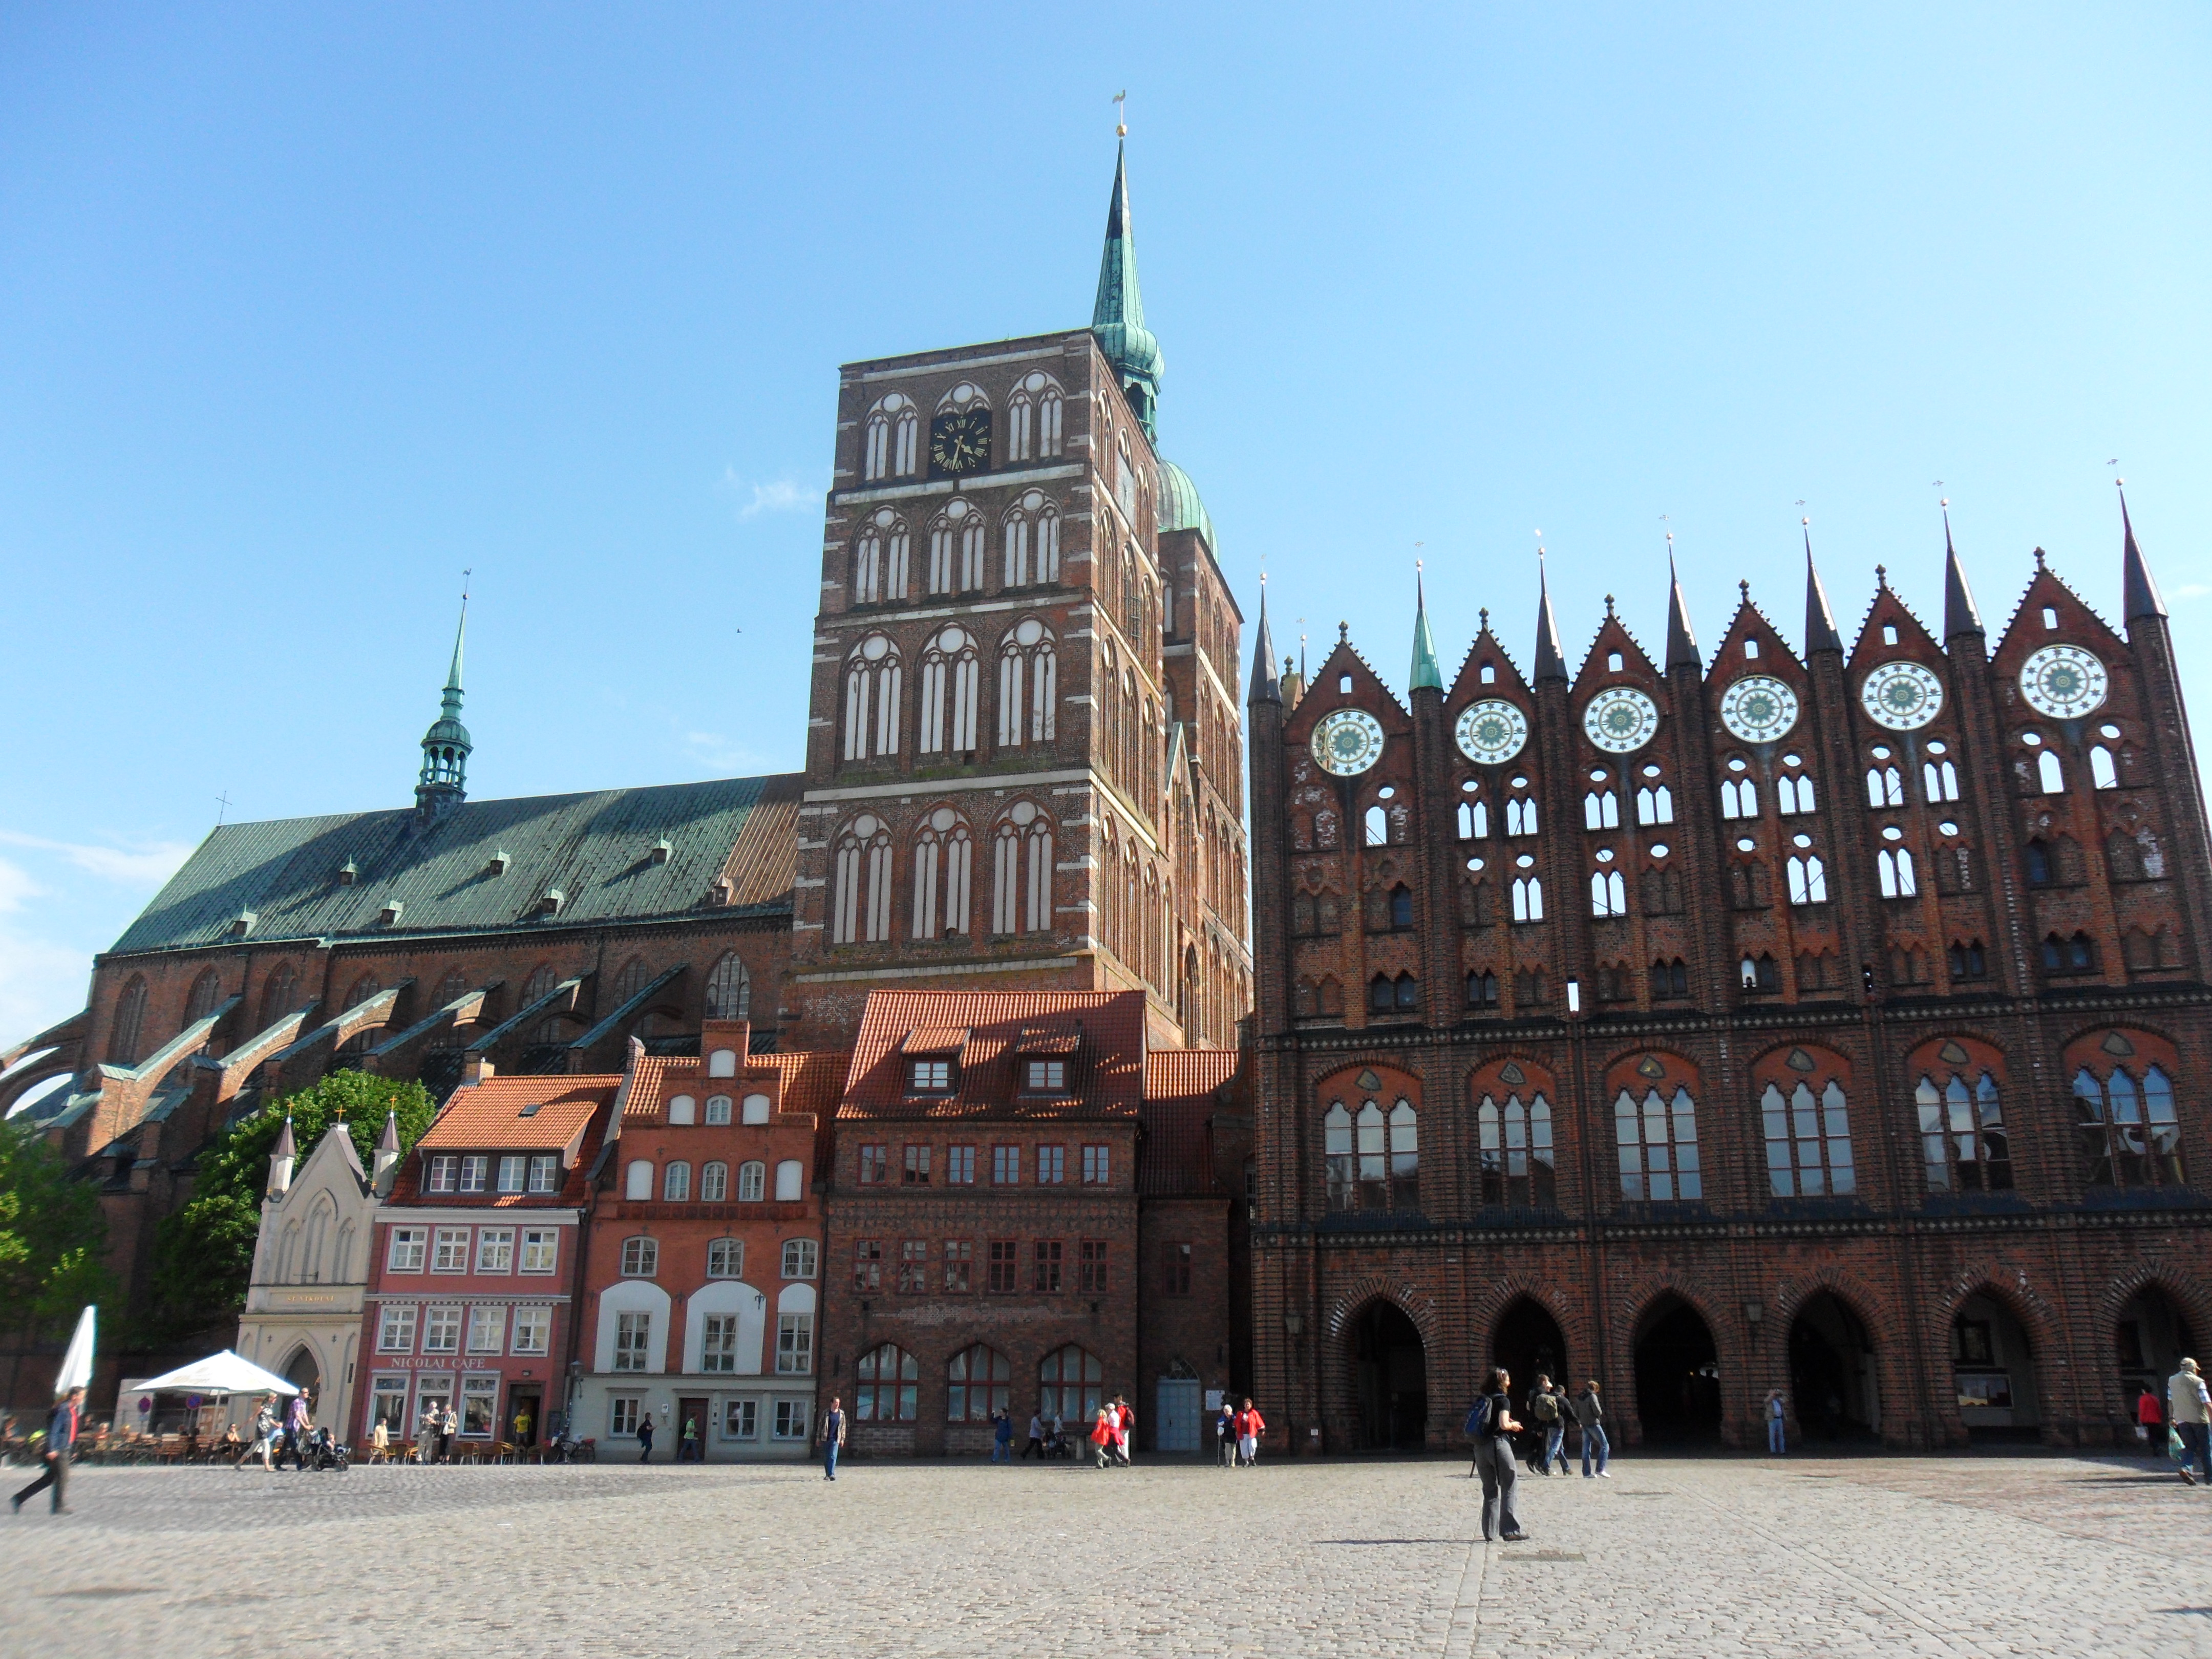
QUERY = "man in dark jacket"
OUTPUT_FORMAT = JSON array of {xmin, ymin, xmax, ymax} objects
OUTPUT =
[
  {"xmin": 12, "ymin": 1387, "xmax": 83, "ymax": 1515},
  {"xmin": 1573, "ymin": 1379, "xmax": 1610, "ymax": 1478}
]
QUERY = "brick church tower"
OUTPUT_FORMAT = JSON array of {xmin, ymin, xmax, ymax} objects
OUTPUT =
[{"xmin": 782, "ymin": 145, "xmax": 1251, "ymax": 1051}]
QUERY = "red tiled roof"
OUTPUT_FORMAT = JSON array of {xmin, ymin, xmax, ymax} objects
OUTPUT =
[
  {"xmin": 1138, "ymin": 1049, "xmax": 1244, "ymax": 1197},
  {"xmin": 841, "ymin": 990, "xmax": 1147, "ymax": 1121},
  {"xmin": 901, "ymin": 1027, "xmax": 972, "ymax": 1055},
  {"xmin": 1014, "ymin": 1020, "xmax": 1083, "ymax": 1056},
  {"xmin": 391, "ymin": 1074, "xmax": 615, "ymax": 1204}
]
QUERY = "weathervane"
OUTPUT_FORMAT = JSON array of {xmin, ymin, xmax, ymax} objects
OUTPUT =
[{"xmin": 1114, "ymin": 91, "xmax": 1127, "ymax": 138}]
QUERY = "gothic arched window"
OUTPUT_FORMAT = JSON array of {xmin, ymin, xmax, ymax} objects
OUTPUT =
[
  {"xmin": 832, "ymin": 815, "xmax": 894, "ymax": 945},
  {"xmin": 997, "ymin": 618, "xmax": 1057, "ymax": 747},
  {"xmin": 852, "ymin": 507, "xmax": 910, "ymax": 605},
  {"xmin": 989, "ymin": 801, "xmax": 1052, "ymax": 935},
  {"xmin": 1001, "ymin": 490, "xmax": 1061, "ymax": 587},
  {"xmin": 862, "ymin": 392, "xmax": 918, "ymax": 481},
  {"xmin": 1915, "ymin": 1066, "xmax": 2010, "ymax": 1190},
  {"xmin": 2038, "ymin": 749, "xmax": 2065, "ymax": 794},
  {"xmin": 1614, "ymin": 1084, "xmax": 1702, "ymax": 1201},
  {"xmin": 1478, "ymin": 1091, "xmax": 1554, "ymax": 1206},
  {"xmin": 910, "ymin": 807, "xmax": 973, "ymax": 940},
  {"xmin": 705, "ymin": 952, "xmax": 750, "ymax": 1020},
  {"xmin": 1878, "ymin": 848, "xmax": 1917, "ymax": 898},
  {"xmin": 2074, "ymin": 1060, "xmax": 2182, "ymax": 1187},
  {"xmin": 108, "ymin": 974, "xmax": 148, "ymax": 1066},
  {"xmin": 1005, "ymin": 371, "xmax": 1064, "ymax": 462},
  {"xmin": 843, "ymin": 634, "xmax": 903, "ymax": 762},
  {"xmin": 918, "ymin": 626, "xmax": 981, "ymax": 755},
  {"xmin": 855, "ymin": 1342, "xmax": 918, "ymax": 1422},
  {"xmin": 928, "ymin": 499, "xmax": 986, "ymax": 595},
  {"xmin": 1760, "ymin": 1077, "xmax": 1855, "ymax": 1197},
  {"xmin": 1786, "ymin": 855, "xmax": 1827, "ymax": 905}
]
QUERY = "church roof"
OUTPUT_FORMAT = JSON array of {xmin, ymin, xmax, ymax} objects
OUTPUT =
[{"xmin": 106, "ymin": 773, "xmax": 801, "ymax": 958}]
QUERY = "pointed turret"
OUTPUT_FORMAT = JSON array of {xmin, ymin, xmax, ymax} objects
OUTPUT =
[
  {"xmin": 1409, "ymin": 568, "xmax": 1443, "ymax": 693},
  {"xmin": 2120, "ymin": 484, "xmax": 2167, "ymax": 622},
  {"xmin": 267, "ymin": 1114, "xmax": 297, "ymax": 1199},
  {"xmin": 1532, "ymin": 554, "xmax": 1567, "ymax": 682},
  {"xmin": 1941, "ymin": 506, "xmax": 1983, "ymax": 641},
  {"xmin": 1249, "ymin": 579, "xmax": 1280, "ymax": 706},
  {"xmin": 1803, "ymin": 524, "xmax": 1843, "ymax": 655},
  {"xmin": 1664, "ymin": 548, "xmax": 1701, "ymax": 671},
  {"xmin": 415, "ymin": 594, "xmax": 472, "ymax": 821},
  {"xmin": 373, "ymin": 1107, "xmax": 401, "ymax": 1196},
  {"xmin": 1091, "ymin": 142, "xmax": 1164, "ymax": 440}
]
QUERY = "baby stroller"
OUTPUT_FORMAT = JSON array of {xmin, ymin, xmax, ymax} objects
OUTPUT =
[{"xmin": 305, "ymin": 1426, "xmax": 349, "ymax": 1472}]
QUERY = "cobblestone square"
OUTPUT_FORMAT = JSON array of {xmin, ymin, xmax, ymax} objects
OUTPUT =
[{"xmin": 4, "ymin": 1452, "xmax": 2209, "ymax": 1657}]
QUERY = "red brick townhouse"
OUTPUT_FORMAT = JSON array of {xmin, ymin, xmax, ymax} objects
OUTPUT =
[
  {"xmin": 356, "ymin": 1066, "xmax": 613, "ymax": 1450},
  {"xmin": 819, "ymin": 988, "xmax": 1245, "ymax": 1456},
  {"xmin": 571, "ymin": 1022, "xmax": 842, "ymax": 1461}
]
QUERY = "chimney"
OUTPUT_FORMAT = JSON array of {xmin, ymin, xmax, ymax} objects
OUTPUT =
[{"xmin": 461, "ymin": 1055, "xmax": 496, "ymax": 1087}]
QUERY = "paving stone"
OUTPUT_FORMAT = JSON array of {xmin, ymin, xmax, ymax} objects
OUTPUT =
[{"xmin": 2, "ymin": 1452, "xmax": 2208, "ymax": 1656}]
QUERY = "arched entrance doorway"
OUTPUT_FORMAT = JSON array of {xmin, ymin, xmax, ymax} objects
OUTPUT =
[
  {"xmin": 1492, "ymin": 1298, "xmax": 1569, "ymax": 1403},
  {"xmin": 1351, "ymin": 1302, "xmax": 1429, "ymax": 1449},
  {"xmin": 282, "ymin": 1344, "xmax": 322, "ymax": 1405},
  {"xmin": 1634, "ymin": 1295, "xmax": 1721, "ymax": 1442},
  {"xmin": 1787, "ymin": 1292, "xmax": 1880, "ymax": 1442},
  {"xmin": 1951, "ymin": 1291, "xmax": 2041, "ymax": 1442},
  {"xmin": 2115, "ymin": 1287, "xmax": 2198, "ymax": 1426}
]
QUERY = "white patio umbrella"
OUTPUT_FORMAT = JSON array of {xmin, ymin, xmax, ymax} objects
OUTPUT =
[
  {"xmin": 53, "ymin": 1306, "xmax": 95, "ymax": 1396},
  {"xmin": 134, "ymin": 1350, "xmax": 300, "ymax": 1397}
]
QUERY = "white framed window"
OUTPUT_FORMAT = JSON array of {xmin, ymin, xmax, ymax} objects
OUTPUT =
[
  {"xmin": 1786, "ymin": 856, "xmax": 1828, "ymax": 905},
  {"xmin": 460, "ymin": 1375, "xmax": 499, "ymax": 1438},
  {"xmin": 700, "ymin": 1161, "xmax": 728, "ymax": 1202},
  {"xmin": 425, "ymin": 1155, "xmax": 458, "ymax": 1193},
  {"xmin": 667, "ymin": 1095, "xmax": 697, "ymax": 1126},
  {"xmin": 707, "ymin": 1238, "xmax": 743, "ymax": 1278},
  {"xmin": 775, "ymin": 1159, "xmax": 804, "ymax": 1202},
  {"xmin": 724, "ymin": 1398, "xmax": 758, "ymax": 1440},
  {"xmin": 527, "ymin": 1154, "xmax": 560, "ymax": 1194},
  {"xmin": 496, "ymin": 1155, "xmax": 525, "ymax": 1193},
  {"xmin": 701, "ymin": 1315, "xmax": 739, "ymax": 1374},
  {"xmin": 1614, "ymin": 1086, "xmax": 1703, "ymax": 1201},
  {"xmin": 465, "ymin": 1305, "xmax": 506, "ymax": 1354},
  {"xmin": 625, "ymin": 1160, "xmax": 653, "ymax": 1201},
  {"xmin": 609, "ymin": 1396, "xmax": 641, "ymax": 1438},
  {"xmin": 1080, "ymin": 1144, "xmax": 1110, "ymax": 1185},
  {"xmin": 459, "ymin": 1156, "xmax": 488, "ymax": 1194},
  {"xmin": 1026, "ymin": 1059, "xmax": 1066, "ymax": 1091},
  {"xmin": 1762, "ymin": 1080, "xmax": 1856, "ymax": 1197},
  {"xmin": 782, "ymin": 1239, "xmax": 818, "ymax": 1279},
  {"xmin": 511, "ymin": 1305, "xmax": 550, "ymax": 1355},
  {"xmin": 773, "ymin": 1400, "xmax": 809, "ymax": 1440},
  {"xmin": 519, "ymin": 1229, "xmax": 557, "ymax": 1274},
  {"xmin": 705, "ymin": 1095, "xmax": 733, "ymax": 1125},
  {"xmin": 475, "ymin": 1228, "xmax": 514, "ymax": 1273},
  {"xmin": 614, "ymin": 1311, "xmax": 653, "ymax": 1372},
  {"xmin": 620, "ymin": 1236, "xmax": 659, "ymax": 1277},
  {"xmin": 368, "ymin": 1375, "xmax": 409, "ymax": 1435},
  {"xmin": 422, "ymin": 1305, "xmax": 462, "ymax": 1354},
  {"xmin": 741, "ymin": 1093, "xmax": 772, "ymax": 1125},
  {"xmin": 432, "ymin": 1227, "xmax": 470, "ymax": 1273},
  {"xmin": 386, "ymin": 1227, "xmax": 427, "ymax": 1273},
  {"xmin": 776, "ymin": 1313, "xmax": 814, "ymax": 1375},
  {"xmin": 663, "ymin": 1161, "xmax": 692, "ymax": 1203},
  {"xmin": 376, "ymin": 1304, "xmax": 418, "ymax": 1353},
  {"xmin": 738, "ymin": 1161, "xmax": 765, "ymax": 1202}
]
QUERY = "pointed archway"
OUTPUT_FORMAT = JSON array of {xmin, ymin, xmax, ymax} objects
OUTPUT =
[
  {"xmin": 1951, "ymin": 1290, "xmax": 2041, "ymax": 1443},
  {"xmin": 1633, "ymin": 1294, "xmax": 1721, "ymax": 1442},
  {"xmin": 2115, "ymin": 1286, "xmax": 2198, "ymax": 1426},
  {"xmin": 1350, "ymin": 1301, "xmax": 1429, "ymax": 1450},
  {"xmin": 1786, "ymin": 1292, "xmax": 1879, "ymax": 1441},
  {"xmin": 282, "ymin": 1343, "xmax": 322, "ymax": 1404},
  {"xmin": 1492, "ymin": 1297, "xmax": 1569, "ymax": 1405}
]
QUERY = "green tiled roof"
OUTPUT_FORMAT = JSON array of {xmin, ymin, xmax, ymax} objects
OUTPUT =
[
  {"xmin": 108, "ymin": 775, "xmax": 800, "ymax": 958},
  {"xmin": 1158, "ymin": 459, "xmax": 1215, "ymax": 551}
]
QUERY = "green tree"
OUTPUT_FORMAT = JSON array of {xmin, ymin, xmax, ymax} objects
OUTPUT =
[
  {"xmin": 146, "ymin": 1070, "xmax": 435, "ymax": 1344},
  {"xmin": 0, "ymin": 1120, "xmax": 116, "ymax": 1350}
]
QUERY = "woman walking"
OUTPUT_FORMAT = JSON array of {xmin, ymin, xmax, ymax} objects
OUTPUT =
[{"xmin": 1235, "ymin": 1398, "xmax": 1264, "ymax": 1467}]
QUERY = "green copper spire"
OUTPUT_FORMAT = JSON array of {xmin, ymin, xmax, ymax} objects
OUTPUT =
[
  {"xmin": 415, "ymin": 590, "xmax": 472, "ymax": 820},
  {"xmin": 1091, "ymin": 140, "xmax": 1163, "ymax": 440},
  {"xmin": 1409, "ymin": 566, "xmax": 1442, "ymax": 692}
]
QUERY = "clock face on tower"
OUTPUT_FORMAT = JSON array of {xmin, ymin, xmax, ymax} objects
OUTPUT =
[
  {"xmin": 1582, "ymin": 687, "xmax": 1660, "ymax": 754},
  {"xmin": 2018, "ymin": 644, "xmax": 2108, "ymax": 720},
  {"xmin": 929, "ymin": 408, "xmax": 992, "ymax": 476},
  {"xmin": 1311, "ymin": 709, "xmax": 1386, "ymax": 776},
  {"xmin": 1860, "ymin": 661, "xmax": 1944, "ymax": 731},
  {"xmin": 1719, "ymin": 675, "xmax": 1800, "ymax": 744},
  {"xmin": 1454, "ymin": 699, "xmax": 1528, "ymax": 765}
]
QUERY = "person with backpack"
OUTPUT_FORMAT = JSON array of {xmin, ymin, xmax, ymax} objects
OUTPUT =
[
  {"xmin": 1465, "ymin": 1368, "xmax": 1527, "ymax": 1542},
  {"xmin": 1573, "ymin": 1379, "xmax": 1610, "ymax": 1478},
  {"xmin": 1528, "ymin": 1375, "xmax": 1569, "ymax": 1476}
]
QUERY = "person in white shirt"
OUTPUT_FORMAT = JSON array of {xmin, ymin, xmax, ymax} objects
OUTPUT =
[{"xmin": 2167, "ymin": 1359, "xmax": 2211, "ymax": 1485}]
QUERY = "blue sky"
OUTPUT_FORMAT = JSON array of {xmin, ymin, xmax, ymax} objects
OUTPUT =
[{"xmin": 2, "ymin": 4, "xmax": 2207, "ymax": 1052}]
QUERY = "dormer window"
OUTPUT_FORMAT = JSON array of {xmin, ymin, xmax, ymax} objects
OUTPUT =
[
  {"xmin": 337, "ymin": 861, "xmax": 358, "ymax": 886},
  {"xmin": 1026, "ymin": 1059, "xmax": 1067, "ymax": 1092},
  {"xmin": 911, "ymin": 1059, "xmax": 953, "ymax": 1092}
]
